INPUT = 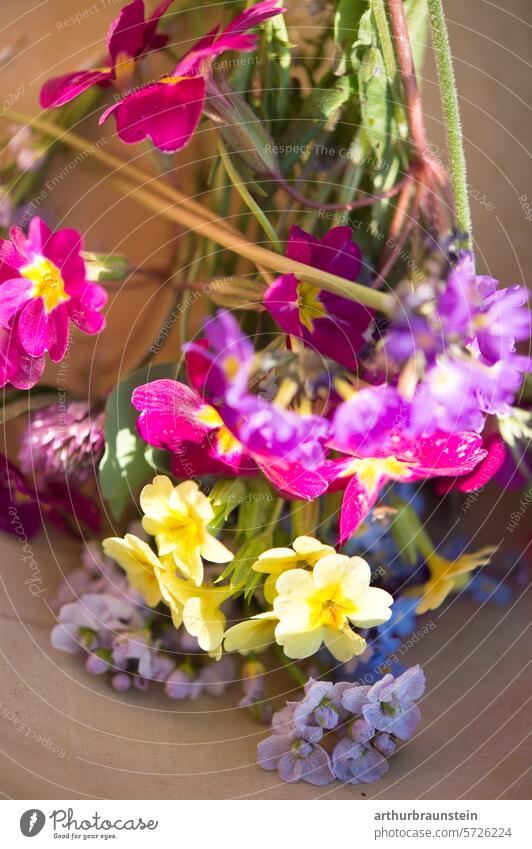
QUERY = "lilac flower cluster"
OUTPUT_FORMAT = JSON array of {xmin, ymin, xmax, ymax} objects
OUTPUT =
[
  {"xmin": 383, "ymin": 253, "xmax": 531, "ymax": 434},
  {"xmin": 257, "ymin": 666, "xmax": 425, "ymax": 786},
  {"xmin": 51, "ymin": 540, "xmax": 236, "ymax": 699}
]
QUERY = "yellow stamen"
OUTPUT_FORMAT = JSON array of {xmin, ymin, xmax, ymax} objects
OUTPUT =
[
  {"xmin": 297, "ymin": 281, "xmax": 326, "ymax": 332},
  {"xmin": 21, "ymin": 256, "xmax": 70, "ymax": 313}
]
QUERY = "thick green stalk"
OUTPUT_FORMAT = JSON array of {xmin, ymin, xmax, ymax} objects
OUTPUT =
[{"xmin": 427, "ymin": 0, "xmax": 472, "ymax": 248}]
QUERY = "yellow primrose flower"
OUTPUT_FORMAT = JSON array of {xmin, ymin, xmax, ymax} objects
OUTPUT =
[
  {"xmin": 140, "ymin": 476, "xmax": 233, "ymax": 586},
  {"xmin": 252, "ymin": 535, "xmax": 335, "ymax": 602},
  {"xmin": 273, "ymin": 553, "xmax": 393, "ymax": 662},
  {"xmin": 102, "ymin": 534, "xmax": 163, "ymax": 607},
  {"xmin": 156, "ymin": 567, "xmax": 233, "ymax": 659},
  {"xmin": 223, "ymin": 612, "xmax": 278, "ymax": 655},
  {"xmin": 410, "ymin": 545, "xmax": 497, "ymax": 614}
]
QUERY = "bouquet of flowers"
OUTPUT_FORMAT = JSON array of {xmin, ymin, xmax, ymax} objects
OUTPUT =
[{"xmin": 1, "ymin": 0, "xmax": 530, "ymax": 788}]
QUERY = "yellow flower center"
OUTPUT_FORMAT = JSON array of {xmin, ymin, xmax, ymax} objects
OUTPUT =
[
  {"xmin": 196, "ymin": 404, "xmax": 224, "ymax": 428},
  {"xmin": 216, "ymin": 425, "xmax": 241, "ymax": 457},
  {"xmin": 297, "ymin": 281, "xmax": 326, "ymax": 332},
  {"xmin": 21, "ymin": 256, "xmax": 70, "ymax": 313},
  {"xmin": 341, "ymin": 456, "xmax": 411, "ymax": 494},
  {"xmin": 308, "ymin": 587, "xmax": 351, "ymax": 630}
]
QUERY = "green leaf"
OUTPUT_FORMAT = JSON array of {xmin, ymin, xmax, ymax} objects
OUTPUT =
[
  {"xmin": 228, "ymin": 531, "xmax": 273, "ymax": 590},
  {"xmin": 291, "ymin": 500, "xmax": 318, "ymax": 538},
  {"xmin": 359, "ymin": 46, "xmax": 390, "ymax": 163},
  {"xmin": 334, "ymin": 0, "xmax": 369, "ymax": 73},
  {"xmin": 281, "ymin": 78, "xmax": 351, "ymax": 169},
  {"xmin": 236, "ymin": 479, "xmax": 280, "ymax": 542},
  {"xmin": 389, "ymin": 495, "xmax": 432, "ymax": 566},
  {"xmin": 99, "ymin": 362, "xmax": 179, "ymax": 520},
  {"xmin": 210, "ymin": 478, "xmax": 247, "ymax": 528},
  {"xmin": 218, "ymin": 140, "xmax": 282, "ymax": 253}
]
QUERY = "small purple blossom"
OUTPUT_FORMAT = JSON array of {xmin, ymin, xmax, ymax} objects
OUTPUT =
[
  {"xmin": 257, "ymin": 727, "xmax": 334, "ymax": 786},
  {"xmin": 293, "ymin": 678, "xmax": 351, "ymax": 731},
  {"xmin": 332, "ymin": 739, "xmax": 389, "ymax": 784},
  {"xmin": 362, "ymin": 665, "xmax": 425, "ymax": 740}
]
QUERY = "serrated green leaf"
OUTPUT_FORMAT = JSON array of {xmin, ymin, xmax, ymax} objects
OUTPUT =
[{"xmin": 99, "ymin": 362, "xmax": 179, "ymax": 520}]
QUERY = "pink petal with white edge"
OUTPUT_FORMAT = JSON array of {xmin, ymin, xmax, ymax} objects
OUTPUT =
[
  {"xmin": 18, "ymin": 298, "xmax": 49, "ymax": 357},
  {"xmin": 339, "ymin": 474, "xmax": 384, "ymax": 544}
]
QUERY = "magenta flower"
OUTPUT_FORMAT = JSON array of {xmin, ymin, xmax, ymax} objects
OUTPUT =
[
  {"xmin": 329, "ymin": 386, "xmax": 487, "ymax": 541},
  {"xmin": 133, "ymin": 311, "xmax": 332, "ymax": 499},
  {"xmin": 98, "ymin": 0, "xmax": 284, "ymax": 153},
  {"xmin": 0, "ymin": 217, "xmax": 107, "ymax": 384},
  {"xmin": 265, "ymin": 226, "xmax": 373, "ymax": 371},
  {"xmin": 40, "ymin": 0, "xmax": 174, "ymax": 108}
]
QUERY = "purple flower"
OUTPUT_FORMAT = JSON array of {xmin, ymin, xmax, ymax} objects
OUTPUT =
[
  {"xmin": 293, "ymin": 678, "xmax": 351, "ymax": 731},
  {"xmin": 185, "ymin": 310, "xmax": 331, "ymax": 472},
  {"xmin": 85, "ymin": 651, "xmax": 110, "ymax": 675},
  {"xmin": 164, "ymin": 666, "xmax": 199, "ymax": 700},
  {"xmin": 198, "ymin": 656, "xmax": 235, "ymax": 696},
  {"xmin": 362, "ymin": 665, "xmax": 425, "ymax": 740},
  {"xmin": 373, "ymin": 733, "xmax": 396, "ymax": 756},
  {"xmin": 111, "ymin": 672, "xmax": 132, "ymax": 692},
  {"xmin": 265, "ymin": 226, "xmax": 373, "ymax": 371},
  {"xmin": 51, "ymin": 594, "xmax": 143, "ymax": 655},
  {"xmin": 341, "ymin": 684, "xmax": 371, "ymax": 715},
  {"xmin": 349, "ymin": 718, "xmax": 375, "ymax": 743},
  {"xmin": 257, "ymin": 727, "xmax": 334, "ymax": 786},
  {"xmin": 331, "ymin": 738, "xmax": 389, "ymax": 784}
]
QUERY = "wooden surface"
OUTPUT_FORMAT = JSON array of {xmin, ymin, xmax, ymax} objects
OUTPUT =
[{"xmin": 0, "ymin": 0, "xmax": 531, "ymax": 800}]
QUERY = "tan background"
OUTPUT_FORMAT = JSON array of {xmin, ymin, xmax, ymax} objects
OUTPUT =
[{"xmin": 0, "ymin": 0, "xmax": 531, "ymax": 799}]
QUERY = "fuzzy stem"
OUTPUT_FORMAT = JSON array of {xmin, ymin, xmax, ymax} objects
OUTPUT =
[{"xmin": 426, "ymin": 0, "xmax": 472, "ymax": 247}]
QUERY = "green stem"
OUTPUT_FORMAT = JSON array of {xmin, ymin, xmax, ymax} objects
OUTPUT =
[
  {"xmin": 427, "ymin": 0, "xmax": 472, "ymax": 248},
  {"xmin": 274, "ymin": 645, "xmax": 306, "ymax": 688}
]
